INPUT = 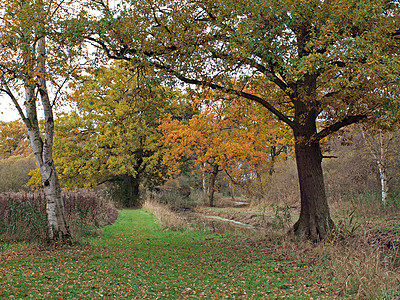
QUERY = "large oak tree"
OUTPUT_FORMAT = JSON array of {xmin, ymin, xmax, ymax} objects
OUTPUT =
[{"xmin": 83, "ymin": 0, "xmax": 400, "ymax": 241}]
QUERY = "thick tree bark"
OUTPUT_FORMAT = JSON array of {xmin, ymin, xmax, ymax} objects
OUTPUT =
[
  {"xmin": 293, "ymin": 135, "xmax": 334, "ymax": 241},
  {"xmin": 291, "ymin": 73, "xmax": 334, "ymax": 241},
  {"xmin": 122, "ymin": 174, "xmax": 140, "ymax": 207}
]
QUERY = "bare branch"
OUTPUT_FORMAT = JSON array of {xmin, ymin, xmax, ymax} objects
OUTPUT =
[{"xmin": 0, "ymin": 73, "xmax": 27, "ymax": 123}]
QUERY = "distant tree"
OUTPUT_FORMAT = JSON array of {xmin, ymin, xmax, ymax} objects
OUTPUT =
[
  {"xmin": 0, "ymin": 120, "xmax": 31, "ymax": 159},
  {"xmin": 87, "ymin": 0, "xmax": 400, "ymax": 240},
  {"xmin": 49, "ymin": 63, "xmax": 193, "ymax": 207},
  {"xmin": 362, "ymin": 128, "xmax": 400, "ymax": 206},
  {"xmin": 0, "ymin": 155, "xmax": 36, "ymax": 192},
  {"xmin": 161, "ymin": 90, "xmax": 292, "ymax": 206}
]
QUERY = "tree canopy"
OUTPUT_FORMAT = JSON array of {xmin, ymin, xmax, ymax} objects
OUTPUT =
[
  {"xmin": 0, "ymin": 120, "xmax": 31, "ymax": 159},
  {"xmin": 84, "ymin": 0, "xmax": 400, "ymax": 240},
  {"xmin": 49, "ymin": 63, "xmax": 193, "ymax": 206},
  {"xmin": 161, "ymin": 89, "xmax": 293, "ymax": 206},
  {"xmin": 1, "ymin": 0, "xmax": 399, "ymax": 241}
]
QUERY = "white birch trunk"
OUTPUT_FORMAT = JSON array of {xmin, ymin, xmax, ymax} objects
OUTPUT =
[
  {"xmin": 377, "ymin": 132, "xmax": 389, "ymax": 206},
  {"xmin": 202, "ymin": 163, "xmax": 207, "ymax": 195},
  {"xmin": 36, "ymin": 37, "xmax": 70, "ymax": 242},
  {"xmin": 0, "ymin": 0, "xmax": 70, "ymax": 243},
  {"xmin": 363, "ymin": 130, "xmax": 391, "ymax": 206},
  {"xmin": 378, "ymin": 161, "xmax": 389, "ymax": 206}
]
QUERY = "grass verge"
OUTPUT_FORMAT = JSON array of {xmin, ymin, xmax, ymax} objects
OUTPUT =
[{"xmin": 0, "ymin": 209, "xmax": 336, "ymax": 299}]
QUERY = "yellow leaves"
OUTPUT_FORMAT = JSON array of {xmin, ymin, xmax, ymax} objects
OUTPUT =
[
  {"xmin": 27, "ymin": 167, "xmax": 42, "ymax": 190},
  {"xmin": 52, "ymin": 63, "xmax": 190, "ymax": 189}
]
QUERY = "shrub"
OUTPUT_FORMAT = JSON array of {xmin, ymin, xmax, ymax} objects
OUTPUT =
[
  {"xmin": 0, "ymin": 155, "xmax": 36, "ymax": 192},
  {"xmin": 325, "ymin": 243, "xmax": 400, "ymax": 299},
  {"xmin": 150, "ymin": 176, "xmax": 202, "ymax": 210},
  {"xmin": 0, "ymin": 191, "xmax": 118, "ymax": 244},
  {"xmin": 0, "ymin": 193, "xmax": 47, "ymax": 243},
  {"xmin": 62, "ymin": 190, "xmax": 118, "ymax": 238}
]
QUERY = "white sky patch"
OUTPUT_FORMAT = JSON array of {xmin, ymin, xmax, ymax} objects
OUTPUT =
[
  {"xmin": 0, "ymin": 94, "xmax": 48, "ymax": 123},
  {"xmin": 0, "ymin": 95, "xmax": 20, "ymax": 122}
]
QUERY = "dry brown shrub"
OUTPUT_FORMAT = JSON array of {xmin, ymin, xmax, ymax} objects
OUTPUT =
[
  {"xmin": 142, "ymin": 197, "xmax": 189, "ymax": 231},
  {"xmin": 0, "ymin": 191, "xmax": 118, "ymax": 243},
  {"xmin": 254, "ymin": 232, "xmax": 400, "ymax": 299},
  {"xmin": 321, "ymin": 242, "xmax": 400, "ymax": 299}
]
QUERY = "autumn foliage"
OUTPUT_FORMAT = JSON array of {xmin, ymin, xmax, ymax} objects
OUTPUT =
[
  {"xmin": 0, "ymin": 120, "xmax": 31, "ymax": 159},
  {"xmin": 161, "ymin": 90, "xmax": 292, "ymax": 206}
]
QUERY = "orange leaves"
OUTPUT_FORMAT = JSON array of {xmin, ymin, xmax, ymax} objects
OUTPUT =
[
  {"xmin": 0, "ymin": 120, "xmax": 31, "ymax": 159},
  {"xmin": 161, "ymin": 92, "xmax": 293, "ymax": 178}
]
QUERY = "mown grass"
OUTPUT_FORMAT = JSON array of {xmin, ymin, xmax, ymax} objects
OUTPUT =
[{"xmin": 0, "ymin": 209, "xmax": 336, "ymax": 299}]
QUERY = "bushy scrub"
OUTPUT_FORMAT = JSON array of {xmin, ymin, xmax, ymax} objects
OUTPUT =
[
  {"xmin": 0, "ymin": 193, "xmax": 47, "ymax": 242},
  {"xmin": 0, "ymin": 191, "xmax": 118, "ymax": 243},
  {"xmin": 150, "ymin": 176, "xmax": 201, "ymax": 210},
  {"xmin": 249, "ymin": 158, "xmax": 300, "ymax": 207},
  {"xmin": 63, "ymin": 191, "xmax": 118, "ymax": 238},
  {"xmin": 0, "ymin": 155, "xmax": 36, "ymax": 192}
]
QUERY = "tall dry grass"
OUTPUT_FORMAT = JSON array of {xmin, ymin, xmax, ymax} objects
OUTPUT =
[
  {"xmin": 142, "ymin": 197, "xmax": 189, "ymax": 231},
  {"xmin": 321, "ymin": 242, "xmax": 400, "ymax": 299}
]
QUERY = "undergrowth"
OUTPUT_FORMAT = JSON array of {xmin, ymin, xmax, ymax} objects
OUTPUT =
[
  {"xmin": 0, "ymin": 191, "xmax": 118, "ymax": 244},
  {"xmin": 0, "ymin": 210, "xmax": 335, "ymax": 299}
]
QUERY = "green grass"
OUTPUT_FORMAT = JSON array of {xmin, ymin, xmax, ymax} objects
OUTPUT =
[{"xmin": 0, "ymin": 210, "xmax": 335, "ymax": 299}]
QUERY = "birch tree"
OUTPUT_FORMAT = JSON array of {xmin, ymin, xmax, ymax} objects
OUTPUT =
[
  {"xmin": 0, "ymin": 0, "xmax": 81, "ymax": 243},
  {"xmin": 362, "ymin": 129, "xmax": 398, "ymax": 206}
]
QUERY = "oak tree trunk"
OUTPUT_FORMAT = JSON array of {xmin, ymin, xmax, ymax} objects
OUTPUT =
[
  {"xmin": 292, "ymin": 129, "xmax": 334, "ymax": 242},
  {"xmin": 123, "ymin": 174, "xmax": 140, "ymax": 207}
]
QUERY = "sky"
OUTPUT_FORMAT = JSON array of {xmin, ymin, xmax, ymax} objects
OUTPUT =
[{"xmin": 0, "ymin": 94, "xmax": 20, "ymax": 122}]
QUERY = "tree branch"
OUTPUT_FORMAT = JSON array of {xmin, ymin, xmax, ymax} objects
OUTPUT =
[
  {"xmin": 225, "ymin": 169, "xmax": 242, "ymax": 186},
  {"xmin": 0, "ymin": 73, "xmax": 28, "ymax": 123},
  {"xmin": 315, "ymin": 115, "xmax": 367, "ymax": 141},
  {"xmin": 153, "ymin": 62, "xmax": 295, "ymax": 128}
]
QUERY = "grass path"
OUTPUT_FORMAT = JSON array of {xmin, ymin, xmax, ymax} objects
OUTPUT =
[{"xmin": 0, "ymin": 210, "xmax": 336, "ymax": 299}]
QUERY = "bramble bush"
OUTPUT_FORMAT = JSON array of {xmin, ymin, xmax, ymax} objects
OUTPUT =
[{"xmin": 0, "ymin": 191, "xmax": 118, "ymax": 244}]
